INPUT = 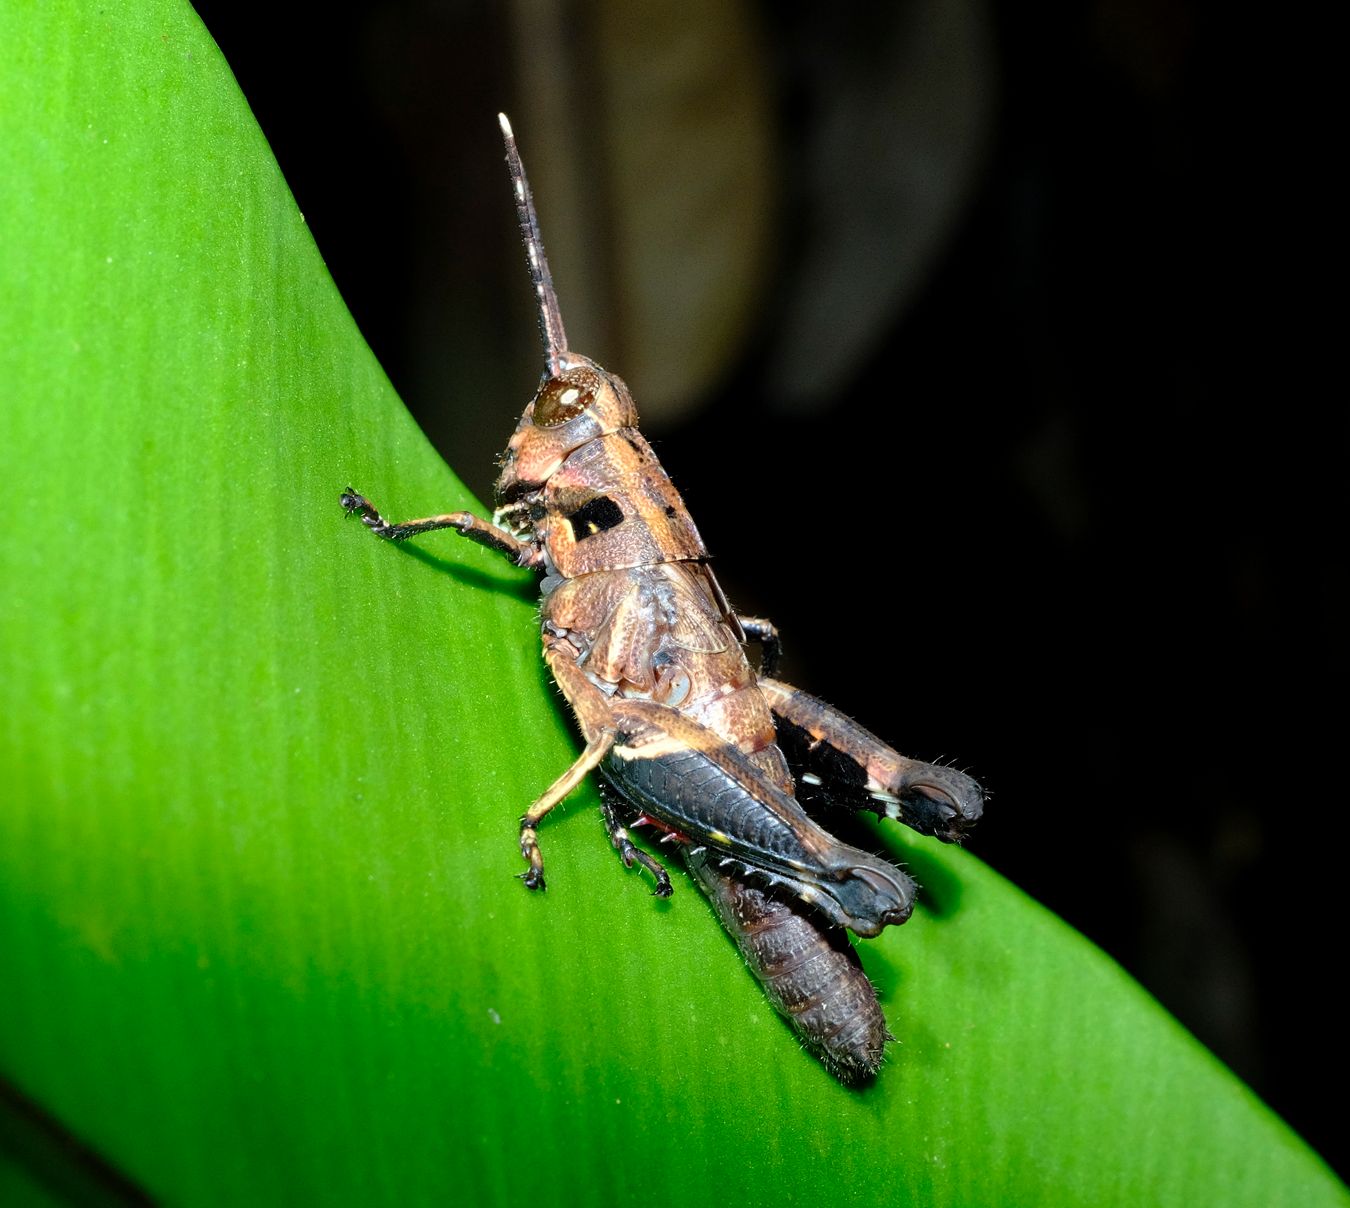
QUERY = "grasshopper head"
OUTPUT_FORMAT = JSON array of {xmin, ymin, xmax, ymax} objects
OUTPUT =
[
  {"xmin": 494, "ymin": 119, "xmax": 640, "ymax": 507},
  {"xmin": 495, "ymin": 358, "xmax": 639, "ymax": 503}
]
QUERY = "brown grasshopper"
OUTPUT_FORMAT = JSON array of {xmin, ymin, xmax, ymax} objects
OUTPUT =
[{"xmin": 341, "ymin": 114, "xmax": 983, "ymax": 1082}]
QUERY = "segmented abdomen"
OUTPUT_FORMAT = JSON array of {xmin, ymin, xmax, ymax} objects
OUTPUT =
[{"xmin": 684, "ymin": 846, "xmax": 891, "ymax": 1084}]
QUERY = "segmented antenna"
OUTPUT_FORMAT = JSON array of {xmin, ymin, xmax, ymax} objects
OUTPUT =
[{"xmin": 498, "ymin": 113, "xmax": 569, "ymax": 375}]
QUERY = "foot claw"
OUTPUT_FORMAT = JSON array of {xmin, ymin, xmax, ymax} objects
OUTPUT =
[{"xmin": 339, "ymin": 488, "xmax": 389, "ymax": 536}]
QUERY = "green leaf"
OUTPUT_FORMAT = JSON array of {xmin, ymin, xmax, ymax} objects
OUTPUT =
[{"xmin": 0, "ymin": 4, "xmax": 1343, "ymax": 1206}]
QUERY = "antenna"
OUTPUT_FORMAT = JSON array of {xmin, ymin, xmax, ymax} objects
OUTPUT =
[{"xmin": 498, "ymin": 113, "xmax": 569, "ymax": 375}]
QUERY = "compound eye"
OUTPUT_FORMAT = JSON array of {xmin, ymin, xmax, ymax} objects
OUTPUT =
[{"xmin": 533, "ymin": 377, "xmax": 593, "ymax": 427}]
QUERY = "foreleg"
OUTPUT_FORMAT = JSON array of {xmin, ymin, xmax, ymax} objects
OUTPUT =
[
  {"xmin": 340, "ymin": 488, "xmax": 539, "ymax": 565},
  {"xmin": 737, "ymin": 615, "xmax": 783, "ymax": 678}
]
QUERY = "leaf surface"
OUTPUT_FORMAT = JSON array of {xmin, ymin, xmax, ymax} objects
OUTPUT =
[{"xmin": 0, "ymin": 4, "xmax": 1343, "ymax": 1206}]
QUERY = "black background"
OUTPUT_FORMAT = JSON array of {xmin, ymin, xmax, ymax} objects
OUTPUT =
[{"xmin": 190, "ymin": 0, "xmax": 1343, "ymax": 1177}]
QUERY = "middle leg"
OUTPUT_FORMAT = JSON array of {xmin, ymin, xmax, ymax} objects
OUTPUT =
[
  {"xmin": 597, "ymin": 782, "xmax": 674, "ymax": 897},
  {"xmin": 518, "ymin": 733, "xmax": 615, "ymax": 890}
]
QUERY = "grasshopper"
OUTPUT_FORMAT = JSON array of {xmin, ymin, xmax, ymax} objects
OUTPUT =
[{"xmin": 341, "ymin": 114, "xmax": 983, "ymax": 1081}]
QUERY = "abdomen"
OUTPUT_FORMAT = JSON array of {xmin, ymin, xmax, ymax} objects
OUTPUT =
[{"xmin": 684, "ymin": 846, "xmax": 891, "ymax": 1084}]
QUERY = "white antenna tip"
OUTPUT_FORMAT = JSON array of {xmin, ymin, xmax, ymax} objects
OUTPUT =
[{"xmin": 498, "ymin": 112, "xmax": 513, "ymax": 139}]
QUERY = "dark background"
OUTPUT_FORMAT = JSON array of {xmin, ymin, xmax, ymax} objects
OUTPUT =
[{"xmin": 190, "ymin": 0, "xmax": 1343, "ymax": 1177}]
